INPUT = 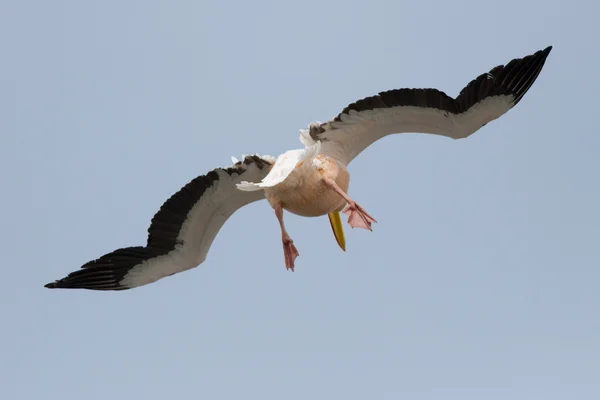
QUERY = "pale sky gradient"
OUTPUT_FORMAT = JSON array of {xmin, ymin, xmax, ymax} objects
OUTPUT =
[{"xmin": 2, "ymin": 0, "xmax": 599, "ymax": 399}]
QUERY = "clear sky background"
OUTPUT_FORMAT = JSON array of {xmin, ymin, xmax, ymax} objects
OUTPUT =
[{"xmin": 2, "ymin": 0, "xmax": 599, "ymax": 399}]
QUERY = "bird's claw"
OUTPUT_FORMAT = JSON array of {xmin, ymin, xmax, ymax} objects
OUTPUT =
[
  {"xmin": 282, "ymin": 237, "xmax": 299, "ymax": 271},
  {"xmin": 343, "ymin": 202, "xmax": 377, "ymax": 231}
]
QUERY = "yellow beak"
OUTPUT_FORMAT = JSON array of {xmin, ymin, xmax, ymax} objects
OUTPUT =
[{"xmin": 328, "ymin": 212, "xmax": 346, "ymax": 251}]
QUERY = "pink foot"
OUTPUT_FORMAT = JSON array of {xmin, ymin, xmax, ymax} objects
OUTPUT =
[
  {"xmin": 343, "ymin": 202, "xmax": 377, "ymax": 230},
  {"xmin": 282, "ymin": 236, "xmax": 299, "ymax": 271}
]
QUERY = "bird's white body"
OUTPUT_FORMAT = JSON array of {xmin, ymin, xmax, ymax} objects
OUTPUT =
[
  {"xmin": 237, "ymin": 142, "xmax": 351, "ymax": 217},
  {"xmin": 264, "ymin": 151, "xmax": 350, "ymax": 217}
]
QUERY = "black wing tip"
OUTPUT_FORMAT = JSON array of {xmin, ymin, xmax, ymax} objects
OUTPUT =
[
  {"xmin": 540, "ymin": 45, "xmax": 553, "ymax": 64},
  {"xmin": 44, "ymin": 267, "xmax": 130, "ymax": 291},
  {"xmin": 507, "ymin": 45, "xmax": 553, "ymax": 106},
  {"xmin": 44, "ymin": 281, "xmax": 59, "ymax": 289},
  {"xmin": 521, "ymin": 45, "xmax": 552, "ymax": 59},
  {"xmin": 536, "ymin": 45, "xmax": 553, "ymax": 61},
  {"xmin": 43, "ymin": 280, "xmax": 116, "ymax": 290},
  {"xmin": 44, "ymin": 246, "xmax": 171, "ymax": 291},
  {"xmin": 44, "ymin": 277, "xmax": 127, "ymax": 291}
]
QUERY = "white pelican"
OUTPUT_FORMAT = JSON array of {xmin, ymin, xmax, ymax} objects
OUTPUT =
[{"xmin": 45, "ymin": 46, "xmax": 552, "ymax": 291}]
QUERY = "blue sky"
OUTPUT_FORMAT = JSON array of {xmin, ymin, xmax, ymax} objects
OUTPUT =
[{"xmin": 2, "ymin": 0, "xmax": 599, "ymax": 399}]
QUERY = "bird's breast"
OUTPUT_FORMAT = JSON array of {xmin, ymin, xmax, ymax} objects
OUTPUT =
[{"xmin": 264, "ymin": 155, "xmax": 350, "ymax": 217}]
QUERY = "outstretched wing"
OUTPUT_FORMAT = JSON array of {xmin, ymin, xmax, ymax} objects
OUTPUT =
[
  {"xmin": 45, "ymin": 155, "xmax": 275, "ymax": 291},
  {"xmin": 300, "ymin": 46, "xmax": 552, "ymax": 165}
]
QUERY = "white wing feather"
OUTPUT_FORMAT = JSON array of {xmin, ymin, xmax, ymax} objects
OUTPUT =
[
  {"xmin": 309, "ymin": 97, "xmax": 512, "ymax": 164},
  {"xmin": 122, "ymin": 162, "xmax": 272, "ymax": 288}
]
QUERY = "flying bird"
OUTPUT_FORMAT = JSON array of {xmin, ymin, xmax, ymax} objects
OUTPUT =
[{"xmin": 45, "ymin": 46, "xmax": 552, "ymax": 291}]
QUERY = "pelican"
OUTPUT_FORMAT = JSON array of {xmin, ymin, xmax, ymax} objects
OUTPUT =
[{"xmin": 45, "ymin": 46, "xmax": 552, "ymax": 291}]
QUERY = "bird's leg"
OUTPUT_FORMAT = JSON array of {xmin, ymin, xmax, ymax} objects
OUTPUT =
[
  {"xmin": 275, "ymin": 203, "xmax": 299, "ymax": 271},
  {"xmin": 322, "ymin": 177, "xmax": 377, "ymax": 231}
]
